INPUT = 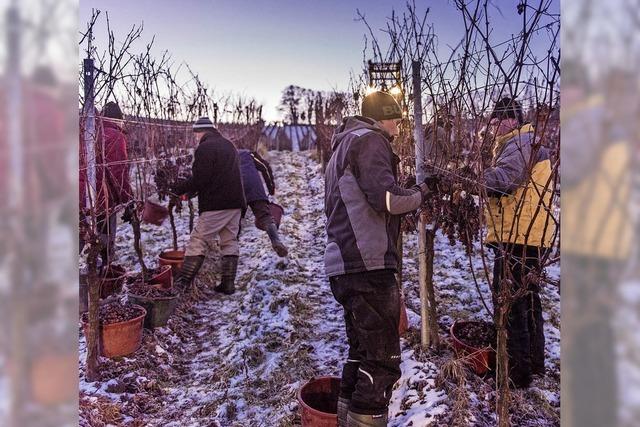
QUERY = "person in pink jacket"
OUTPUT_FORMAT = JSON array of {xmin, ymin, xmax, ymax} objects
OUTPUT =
[{"xmin": 94, "ymin": 101, "xmax": 133, "ymax": 264}]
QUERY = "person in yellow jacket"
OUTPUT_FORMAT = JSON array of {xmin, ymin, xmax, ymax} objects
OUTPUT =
[
  {"xmin": 482, "ymin": 97, "xmax": 558, "ymax": 388},
  {"xmin": 561, "ymin": 65, "xmax": 636, "ymax": 427}
]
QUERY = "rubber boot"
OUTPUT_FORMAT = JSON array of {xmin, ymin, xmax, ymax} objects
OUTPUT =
[
  {"xmin": 175, "ymin": 255, "xmax": 204, "ymax": 291},
  {"xmin": 266, "ymin": 223, "xmax": 288, "ymax": 257},
  {"xmin": 214, "ymin": 255, "xmax": 238, "ymax": 295},
  {"xmin": 337, "ymin": 397, "xmax": 350, "ymax": 427},
  {"xmin": 347, "ymin": 411, "xmax": 388, "ymax": 427}
]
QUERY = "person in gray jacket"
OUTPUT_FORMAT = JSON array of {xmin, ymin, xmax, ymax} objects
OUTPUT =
[{"xmin": 324, "ymin": 91, "xmax": 435, "ymax": 427}]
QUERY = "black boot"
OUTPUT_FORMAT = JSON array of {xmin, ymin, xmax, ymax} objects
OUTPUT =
[
  {"xmin": 337, "ymin": 397, "xmax": 350, "ymax": 427},
  {"xmin": 347, "ymin": 411, "xmax": 388, "ymax": 427},
  {"xmin": 175, "ymin": 255, "xmax": 204, "ymax": 291},
  {"xmin": 266, "ymin": 223, "xmax": 288, "ymax": 257},
  {"xmin": 214, "ymin": 255, "xmax": 238, "ymax": 295}
]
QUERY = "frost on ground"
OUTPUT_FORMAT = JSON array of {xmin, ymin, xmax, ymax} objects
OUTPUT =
[
  {"xmin": 617, "ymin": 280, "xmax": 640, "ymax": 426},
  {"xmin": 79, "ymin": 151, "xmax": 560, "ymax": 426}
]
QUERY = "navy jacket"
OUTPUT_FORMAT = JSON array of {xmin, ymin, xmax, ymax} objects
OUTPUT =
[
  {"xmin": 238, "ymin": 149, "xmax": 275, "ymax": 203},
  {"xmin": 175, "ymin": 129, "xmax": 246, "ymax": 213}
]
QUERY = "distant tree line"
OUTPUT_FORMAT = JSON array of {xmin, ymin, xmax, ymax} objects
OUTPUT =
[{"xmin": 277, "ymin": 84, "xmax": 354, "ymax": 126}]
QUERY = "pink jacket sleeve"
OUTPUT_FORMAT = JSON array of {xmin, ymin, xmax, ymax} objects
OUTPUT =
[{"xmin": 105, "ymin": 130, "xmax": 133, "ymax": 204}]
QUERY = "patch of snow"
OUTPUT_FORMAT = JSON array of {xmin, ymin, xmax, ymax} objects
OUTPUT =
[{"xmin": 79, "ymin": 150, "xmax": 560, "ymax": 425}]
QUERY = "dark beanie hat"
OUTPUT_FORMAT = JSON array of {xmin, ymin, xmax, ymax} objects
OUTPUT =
[
  {"xmin": 490, "ymin": 97, "xmax": 523, "ymax": 125},
  {"xmin": 102, "ymin": 101, "xmax": 123, "ymax": 120},
  {"xmin": 193, "ymin": 116, "xmax": 215, "ymax": 131},
  {"xmin": 361, "ymin": 91, "xmax": 403, "ymax": 121}
]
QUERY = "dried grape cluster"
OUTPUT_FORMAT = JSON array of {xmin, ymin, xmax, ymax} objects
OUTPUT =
[
  {"xmin": 154, "ymin": 154, "xmax": 192, "ymax": 202},
  {"xmin": 83, "ymin": 302, "xmax": 144, "ymax": 325},
  {"xmin": 455, "ymin": 320, "xmax": 496, "ymax": 348},
  {"xmin": 422, "ymin": 171, "xmax": 481, "ymax": 254},
  {"xmin": 128, "ymin": 281, "xmax": 177, "ymax": 298},
  {"xmin": 126, "ymin": 266, "xmax": 166, "ymax": 285}
]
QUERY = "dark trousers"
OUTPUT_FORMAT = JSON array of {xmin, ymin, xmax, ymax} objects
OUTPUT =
[
  {"xmin": 330, "ymin": 269, "xmax": 401, "ymax": 415},
  {"xmin": 239, "ymin": 200, "xmax": 274, "ymax": 238},
  {"xmin": 491, "ymin": 244, "xmax": 546, "ymax": 387},
  {"xmin": 563, "ymin": 255, "xmax": 619, "ymax": 427},
  {"xmin": 97, "ymin": 212, "xmax": 117, "ymax": 265},
  {"xmin": 249, "ymin": 200, "xmax": 274, "ymax": 231}
]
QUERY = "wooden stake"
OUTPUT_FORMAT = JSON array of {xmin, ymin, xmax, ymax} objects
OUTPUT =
[
  {"xmin": 418, "ymin": 216, "xmax": 430, "ymax": 347},
  {"xmin": 425, "ymin": 228, "xmax": 440, "ymax": 349},
  {"xmin": 412, "ymin": 61, "xmax": 432, "ymax": 348},
  {"xmin": 82, "ymin": 55, "xmax": 102, "ymax": 382}
]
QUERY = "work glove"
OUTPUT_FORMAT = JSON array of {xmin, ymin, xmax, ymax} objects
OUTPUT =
[{"xmin": 415, "ymin": 173, "xmax": 447, "ymax": 197}]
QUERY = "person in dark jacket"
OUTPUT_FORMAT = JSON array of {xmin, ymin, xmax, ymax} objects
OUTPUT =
[
  {"xmin": 95, "ymin": 101, "xmax": 133, "ymax": 265},
  {"xmin": 325, "ymin": 91, "xmax": 434, "ymax": 427},
  {"xmin": 482, "ymin": 97, "xmax": 557, "ymax": 388},
  {"xmin": 238, "ymin": 149, "xmax": 288, "ymax": 257},
  {"xmin": 172, "ymin": 117, "xmax": 247, "ymax": 295}
]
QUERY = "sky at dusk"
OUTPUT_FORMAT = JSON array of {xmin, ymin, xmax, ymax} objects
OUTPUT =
[{"xmin": 79, "ymin": 0, "xmax": 559, "ymax": 122}]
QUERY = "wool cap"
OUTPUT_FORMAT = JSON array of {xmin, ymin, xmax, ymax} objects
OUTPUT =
[
  {"xmin": 490, "ymin": 97, "xmax": 524, "ymax": 125},
  {"xmin": 102, "ymin": 101, "xmax": 123, "ymax": 120},
  {"xmin": 361, "ymin": 91, "xmax": 403, "ymax": 121},
  {"xmin": 193, "ymin": 116, "xmax": 215, "ymax": 131}
]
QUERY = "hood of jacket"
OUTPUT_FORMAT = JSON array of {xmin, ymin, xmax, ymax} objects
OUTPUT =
[{"xmin": 492, "ymin": 123, "xmax": 535, "ymax": 159}]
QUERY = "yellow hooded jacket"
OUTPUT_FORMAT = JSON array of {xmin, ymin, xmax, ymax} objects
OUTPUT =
[
  {"xmin": 484, "ymin": 124, "xmax": 557, "ymax": 247},
  {"xmin": 561, "ymin": 97, "xmax": 634, "ymax": 260}
]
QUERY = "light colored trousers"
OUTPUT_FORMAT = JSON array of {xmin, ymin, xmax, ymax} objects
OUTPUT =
[{"xmin": 185, "ymin": 209, "xmax": 242, "ymax": 257}]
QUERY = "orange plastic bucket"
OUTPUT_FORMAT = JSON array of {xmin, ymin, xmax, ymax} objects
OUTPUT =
[
  {"xmin": 298, "ymin": 376, "xmax": 340, "ymax": 426},
  {"xmin": 150, "ymin": 265, "xmax": 173, "ymax": 289},
  {"xmin": 450, "ymin": 320, "xmax": 496, "ymax": 375},
  {"xmin": 159, "ymin": 249, "xmax": 185, "ymax": 276},
  {"xmin": 82, "ymin": 304, "xmax": 146, "ymax": 358},
  {"xmin": 142, "ymin": 199, "xmax": 169, "ymax": 225}
]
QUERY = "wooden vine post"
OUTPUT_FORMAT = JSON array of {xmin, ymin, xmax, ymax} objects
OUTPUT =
[
  {"xmin": 83, "ymin": 55, "xmax": 101, "ymax": 381},
  {"xmin": 412, "ymin": 61, "xmax": 439, "ymax": 349}
]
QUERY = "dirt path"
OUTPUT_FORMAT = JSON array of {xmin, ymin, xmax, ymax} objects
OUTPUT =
[
  {"xmin": 81, "ymin": 151, "xmax": 346, "ymax": 427},
  {"xmin": 159, "ymin": 151, "xmax": 345, "ymax": 426}
]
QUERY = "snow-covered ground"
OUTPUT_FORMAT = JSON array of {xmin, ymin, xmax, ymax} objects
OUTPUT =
[
  {"xmin": 79, "ymin": 150, "xmax": 560, "ymax": 426},
  {"xmin": 618, "ymin": 280, "xmax": 640, "ymax": 426}
]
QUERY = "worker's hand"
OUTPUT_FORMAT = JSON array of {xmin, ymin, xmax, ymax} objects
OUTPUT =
[{"xmin": 416, "ymin": 173, "xmax": 446, "ymax": 196}]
